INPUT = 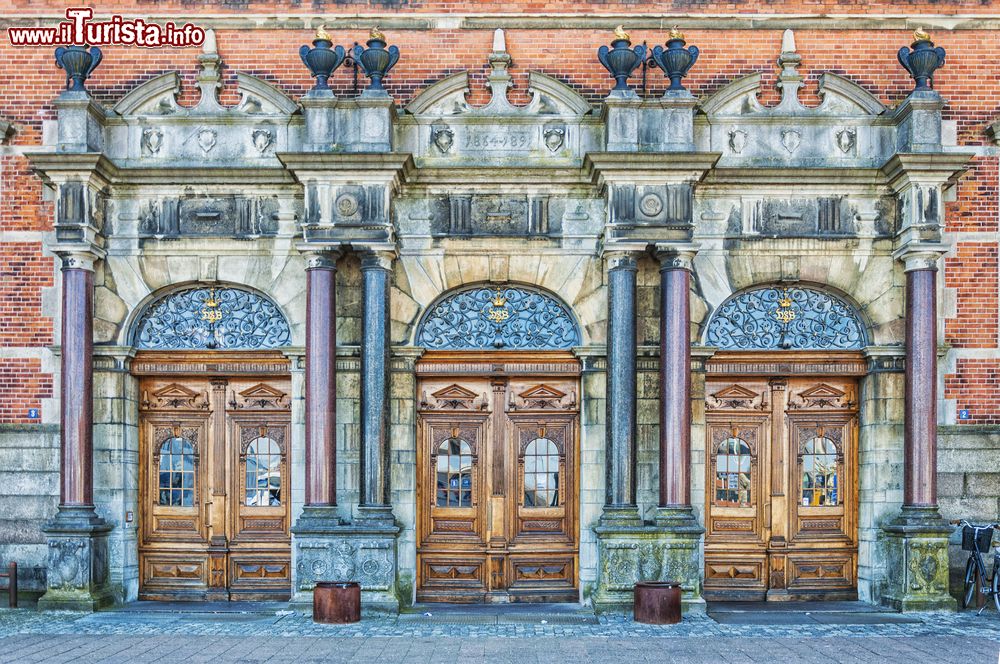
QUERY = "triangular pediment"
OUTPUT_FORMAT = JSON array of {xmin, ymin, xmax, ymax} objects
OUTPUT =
[
  {"xmin": 712, "ymin": 384, "xmax": 760, "ymax": 400},
  {"xmin": 239, "ymin": 383, "xmax": 286, "ymax": 399},
  {"xmin": 518, "ymin": 384, "xmax": 567, "ymax": 400},
  {"xmin": 153, "ymin": 383, "xmax": 199, "ymax": 399},
  {"xmin": 432, "ymin": 384, "xmax": 479, "ymax": 401},
  {"xmin": 798, "ymin": 383, "xmax": 846, "ymax": 399}
]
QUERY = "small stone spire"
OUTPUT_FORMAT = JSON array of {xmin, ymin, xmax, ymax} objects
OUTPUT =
[
  {"xmin": 776, "ymin": 28, "xmax": 803, "ymax": 110},
  {"xmin": 484, "ymin": 27, "xmax": 514, "ymax": 112},
  {"xmin": 196, "ymin": 28, "xmax": 224, "ymax": 112},
  {"xmin": 492, "ymin": 28, "xmax": 506, "ymax": 54}
]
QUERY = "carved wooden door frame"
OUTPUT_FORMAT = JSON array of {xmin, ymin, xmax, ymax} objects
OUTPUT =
[
  {"xmin": 415, "ymin": 351, "xmax": 581, "ymax": 603},
  {"xmin": 703, "ymin": 350, "xmax": 863, "ymax": 602}
]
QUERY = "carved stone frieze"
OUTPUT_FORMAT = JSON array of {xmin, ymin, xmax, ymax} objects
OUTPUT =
[
  {"xmin": 430, "ymin": 194, "xmax": 553, "ymax": 237},
  {"xmin": 138, "ymin": 195, "xmax": 279, "ymax": 238}
]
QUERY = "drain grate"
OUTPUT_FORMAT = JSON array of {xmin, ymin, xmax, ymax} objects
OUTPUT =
[
  {"xmin": 398, "ymin": 614, "xmax": 499, "ymax": 625},
  {"xmin": 498, "ymin": 614, "xmax": 598, "ymax": 625}
]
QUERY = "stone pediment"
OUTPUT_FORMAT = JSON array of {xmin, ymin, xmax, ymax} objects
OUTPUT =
[
  {"xmin": 701, "ymin": 72, "xmax": 885, "ymax": 118},
  {"xmin": 406, "ymin": 71, "xmax": 592, "ymax": 117},
  {"xmin": 112, "ymin": 71, "xmax": 298, "ymax": 118}
]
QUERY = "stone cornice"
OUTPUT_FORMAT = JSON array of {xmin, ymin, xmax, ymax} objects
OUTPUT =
[
  {"xmin": 277, "ymin": 152, "xmax": 414, "ymax": 189},
  {"xmin": 879, "ymin": 152, "xmax": 974, "ymax": 192},
  {"xmin": 584, "ymin": 152, "xmax": 721, "ymax": 189},
  {"xmin": 23, "ymin": 152, "xmax": 118, "ymax": 186}
]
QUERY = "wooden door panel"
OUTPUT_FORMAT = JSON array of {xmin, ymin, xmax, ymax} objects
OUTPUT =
[
  {"xmin": 704, "ymin": 373, "xmax": 859, "ymax": 601},
  {"xmin": 138, "ymin": 372, "xmax": 292, "ymax": 601},
  {"xmin": 415, "ymin": 363, "xmax": 580, "ymax": 602}
]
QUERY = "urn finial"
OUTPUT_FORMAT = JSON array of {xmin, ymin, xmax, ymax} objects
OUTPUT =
[
  {"xmin": 54, "ymin": 45, "xmax": 103, "ymax": 93},
  {"xmin": 650, "ymin": 26, "xmax": 699, "ymax": 92},
  {"xmin": 598, "ymin": 26, "xmax": 646, "ymax": 95},
  {"xmin": 299, "ymin": 25, "xmax": 346, "ymax": 91},
  {"xmin": 352, "ymin": 28, "xmax": 400, "ymax": 95},
  {"xmin": 897, "ymin": 28, "xmax": 945, "ymax": 91}
]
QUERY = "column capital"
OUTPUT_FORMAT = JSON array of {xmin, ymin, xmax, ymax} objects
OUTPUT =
[
  {"xmin": 57, "ymin": 246, "xmax": 104, "ymax": 272},
  {"xmin": 892, "ymin": 242, "xmax": 948, "ymax": 272},
  {"xmin": 360, "ymin": 247, "xmax": 396, "ymax": 271},
  {"xmin": 604, "ymin": 250, "xmax": 640, "ymax": 271},
  {"xmin": 298, "ymin": 243, "xmax": 342, "ymax": 270},
  {"xmin": 654, "ymin": 242, "xmax": 700, "ymax": 272}
]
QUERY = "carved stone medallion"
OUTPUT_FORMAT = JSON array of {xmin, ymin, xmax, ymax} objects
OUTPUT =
[
  {"xmin": 197, "ymin": 128, "xmax": 217, "ymax": 154},
  {"xmin": 836, "ymin": 128, "xmax": 856, "ymax": 154},
  {"xmin": 251, "ymin": 128, "xmax": 274, "ymax": 154},
  {"xmin": 543, "ymin": 124, "xmax": 565, "ymax": 153},
  {"xmin": 142, "ymin": 128, "xmax": 163, "ymax": 155},
  {"xmin": 639, "ymin": 193, "xmax": 663, "ymax": 217},
  {"xmin": 781, "ymin": 129, "xmax": 801, "ymax": 154},
  {"xmin": 431, "ymin": 124, "xmax": 454, "ymax": 153},
  {"xmin": 728, "ymin": 128, "xmax": 747, "ymax": 154}
]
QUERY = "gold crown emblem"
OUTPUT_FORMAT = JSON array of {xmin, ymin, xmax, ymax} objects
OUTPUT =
[
  {"xmin": 485, "ymin": 289, "xmax": 510, "ymax": 324},
  {"xmin": 778, "ymin": 295, "xmax": 792, "ymax": 308},
  {"xmin": 200, "ymin": 288, "xmax": 222, "ymax": 323},
  {"xmin": 490, "ymin": 290, "xmax": 507, "ymax": 308},
  {"xmin": 613, "ymin": 25, "xmax": 630, "ymax": 42},
  {"xmin": 774, "ymin": 291, "xmax": 796, "ymax": 324}
]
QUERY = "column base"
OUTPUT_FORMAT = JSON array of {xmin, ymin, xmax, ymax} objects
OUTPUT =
[
  {"xmin": 881, "ymin": 506, "xmax": 956, "ymax": 612},
  {"xmin": 292, "ymin": 509, "xmax": 401, "ymax": 615},
  {"xmin": 38, "ymin": 505, "xmax": 114, "ymax": 612},
  {"xmin": 593, "ymin": 508, "xmax": 704, "ymax": 615}
]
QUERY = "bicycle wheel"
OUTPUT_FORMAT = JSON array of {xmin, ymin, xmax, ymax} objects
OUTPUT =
[
  {"xmin": 993, "ymin": 568, "xmax": 1000, "ymax": 614},
  {"xmin": 963, "ymin": 557, "xmax": 980, "ymax": 609}
]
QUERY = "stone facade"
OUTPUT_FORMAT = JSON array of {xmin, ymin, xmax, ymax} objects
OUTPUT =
[{"xmin": 0, "ymin": 5, "xmax": 997, "ymax": 612}]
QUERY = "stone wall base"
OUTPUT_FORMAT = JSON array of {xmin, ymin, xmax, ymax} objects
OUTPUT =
[
  {"xmin": 292, "ymin": 507, "xmax": 401, "ymax": 615},
  {"xmin": 38, "ymin": 506, "xmax": 114, "ymax": 612},
  {"xmin": 881, "ymin": 506, "xmax": 957, "ymax": 612},
  {"xmin": 592, "ymin": 507, "xmax": 705, "ymax": 615}
]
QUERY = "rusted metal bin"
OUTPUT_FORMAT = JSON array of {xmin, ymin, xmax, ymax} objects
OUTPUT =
[
  {"xmin": 633, "ymin": 581, "xmax": 682, "ymax": 624},
  {"xmin": 313, "ymin": 581, "xmax": 361, "ymax": 624}
]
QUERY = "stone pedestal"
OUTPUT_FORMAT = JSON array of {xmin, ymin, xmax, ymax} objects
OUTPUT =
[
  {"xmin": 37, "ymin": 505, "xmax": 114, "ymax": 611},
  {"xmin": 593, "ymin": 512, "xmax": 704, "ymax": 615},
  {"xmin": 292, "ymin": 511, "xmax": 400, "ymax": 614},
  {"xmin": 882, "ymin": 506, "xmax": 955, "ymax": 612}
]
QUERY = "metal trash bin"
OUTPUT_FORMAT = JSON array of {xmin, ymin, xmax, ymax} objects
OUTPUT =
[
  {"xmin": 633, "ymin": 581, "xmax": 682, "ymax": 624},
  {"xmin": 313, "ymin": 581, "xmax": 361, "ymax": 624}
]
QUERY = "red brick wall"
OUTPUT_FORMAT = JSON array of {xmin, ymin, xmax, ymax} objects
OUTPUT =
[
  {"xmin": 0, "ymin": 6, "xmax": 997, "ymax": 424},
  {"xmin": 0, "ymin": 358, "xmax": 53, "ymax": 424},
  {"xmin": 946, "ymin": 359, "xmax": 1000, "ymax": 426}
]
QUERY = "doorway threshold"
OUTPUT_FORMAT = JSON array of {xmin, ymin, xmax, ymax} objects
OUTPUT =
[
  {"xmin": 706, "ymin": 601, "xmax": 920, "ymax": 625},
  {"xmin": 401, "ymin": 602, "xmax": 598, "ymax": 625},
  {"xmin": 111, "ymin": 600, "xmax": 293, "ymax": 615}
]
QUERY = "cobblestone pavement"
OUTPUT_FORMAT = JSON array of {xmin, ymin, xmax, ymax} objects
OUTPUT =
[{"xmin": 0, "ymin": 607, "xmax": 999, "ymax": 663}]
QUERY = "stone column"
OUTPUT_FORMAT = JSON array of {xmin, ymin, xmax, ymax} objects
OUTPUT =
[
  {"xmin": 294, "ymin": 250, "xmax": 341, "ymax": 534},
  {"xmin": 883, "ymin": 244, "xmax": 954, "ymax": 612},
  {"xmin": 655, "ymin": 245, "xmax": 698, "ymax": 517},
  {"xmin": 305, "ymin": 252, "xmax": 339, "ymax": 508},
  {"xmin": 601, "ymin": 251, "xmax": 641, "ymax": 525},
  {"xmin": 358, "ymin": 249, "xmax": 394, "ymax": 524},
  {"xmin": 39, "ymin": 250, "xmax": 113, "ymax": 611}
]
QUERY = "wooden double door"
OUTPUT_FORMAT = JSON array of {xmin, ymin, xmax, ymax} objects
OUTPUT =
[
  {"xmin": 416, "ymin": 355, "xmax": 580, "ymax": 603},
  {"xmin": 138, "ymin": 372, "xmax": 292, "ymax": 601},
  {"xmin": 703, "ymin": 375, "xmax": 859, "ymax": 601}
]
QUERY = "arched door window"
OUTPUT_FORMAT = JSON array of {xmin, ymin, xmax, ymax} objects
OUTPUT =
[
  {"xmin": 801, "ymin": 436, "xmax": 839, "ymax": 506},
  {"xmin": 436, "ymin": 437, "xmax": 474, "ymax": 507},
  {"xmin": 706, "ymin": 286, "xmax": 866, "ymax": 350},
  {"xmin": 158, "ymin": 437, "xmax": 197, "ymax": 507},
  {"xmin": 133, "ymin": 286, "xmax": 290, "ymax": 350},
  {"xmin": 714, "ymin": 437, "xmax": 752, "ymax": 507},
  {"xmin": 523, "ymin": 437, "xmax": 560, "ymax": 507}
]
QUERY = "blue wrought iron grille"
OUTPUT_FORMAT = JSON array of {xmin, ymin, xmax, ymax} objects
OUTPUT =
[
  {"xmin": 416, "ymin": 285, "xmax": 580, "ymax": 350},
  {"xmin": 706, "ymin": 286, "xmax": 865, "ymax": 351},
  {"xmin": 134, "ymin": 286, "xmax": 291, "ymax": 350}
]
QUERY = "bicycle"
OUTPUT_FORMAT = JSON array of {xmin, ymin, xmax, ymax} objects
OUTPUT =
[{"xmin": 953, "ymin": 519, "xmax": 1000, "ymax": 614}]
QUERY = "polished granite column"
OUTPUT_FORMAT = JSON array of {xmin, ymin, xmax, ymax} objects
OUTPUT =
[
  {"xmin": 883, "ymin": 244, "xmax": 954, "ymax": 612},
  {"xmin": 601, "ymin": 251, "xmax": 641, "ymax": 526},
  {"xmin": 39, "ymin": 250, "xmax": 113, "ymax": 611},
  {"xmin": 358, "ymin": 249, "xmax": 394, "ymax": 524}
]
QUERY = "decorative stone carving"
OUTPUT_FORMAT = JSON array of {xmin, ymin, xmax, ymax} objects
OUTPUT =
[
  {"xmin": 611, "ymin": 184, "xmax": 692, "ymax": 227},
  {"xmin": 251, "ymin": 127, "xmax": 274, "ymax": 154},
  {"xmin": 139, "ymin": 195, "xmax": 280, "ymax": 238},
  {"xmin": 141, "ymin": 127, "xmax": 163, "ymax": 155},
  {"xmin": 416, "ymin": 284, "xmax": 580, "ymax": 351},
  {"xmin": 836, "ymin": 127, "xmax": 856, "ymax": 154},
  {"xmin": 197, "ymin": 128, "xmax": 217, "ymax": 154},
  {"xmin": 733, "ymin": 196, "xmax": 862, "ymax": 236},
  {"xmin": 335, "ymin": 193, "xmax": 359, "ymax": 217},
  {"xmin": 543, "ymin": 123, "xmax": 566, "ymax": 152},
  {"xmin": 705, "ymin": 286, "xmax": 866, "ymax": 350},
  {"xmin": 728, "ymin": 128, "xmax": 747, "ymax": 153},
  {"xmin": 781, "ymin": 129, "xmax": 801, "ymax": 153},
  {"xmin": 639, "ymin": 193, "xmax": 664, "ymax": 217},
  {"xmin": 431, "ymin": 124, "xmax": 454, "ymax": 153}
]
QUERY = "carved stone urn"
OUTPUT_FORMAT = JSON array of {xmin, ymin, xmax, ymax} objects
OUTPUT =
[
  {"xmin": 649, "ymin": 27, "xmax": 699, "ymax": 92},
  {"xmin": 54, "ymin": 44, "xmax": 103, "ymax": 92},
  {"xmin": 352, "ymin": 27, "xmax": 400, "ymax": 93},
  {"xmin": 299, "ymin": 25, "xmax": 346, "ymax": 91},
  {"xmin": 597, "ymin": 26, "xmax": 646, "ymax": 93},
  {"xmin": 897, "ymin": 28, "xmax": 946, "ymax": 91}
]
